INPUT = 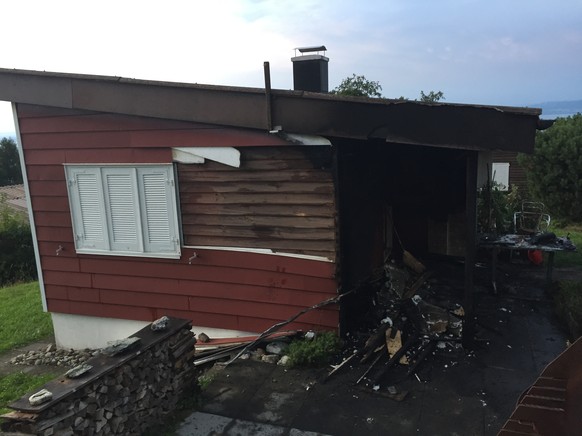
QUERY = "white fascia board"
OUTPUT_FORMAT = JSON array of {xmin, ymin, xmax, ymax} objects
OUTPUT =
[
  {"xmin": 185, "ymin": 245, "xmax": 333, "ymax": 262},
  {"xmin": 173, "ymin": 147, "xmax": 240, "ymax": 168},
  {"xmin": 12, "ymin": 103, "xmax": 48, "ymax": 311}
]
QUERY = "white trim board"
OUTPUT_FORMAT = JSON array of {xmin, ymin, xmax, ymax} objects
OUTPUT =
[
  {"xmin": 172, "ymin": 147, "xmax": 240, "ymax": 168},
  {"xmin": 12, "ymin": 103, "xmax": 47, "ymax": 311}
]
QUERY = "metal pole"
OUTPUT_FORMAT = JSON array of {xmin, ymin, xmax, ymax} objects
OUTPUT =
[{"xmin": 263, "ymin": 61, "xmax": 272, "ymax": 131}]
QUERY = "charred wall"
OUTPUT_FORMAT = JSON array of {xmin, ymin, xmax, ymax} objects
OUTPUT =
[{"xmin": 337, "ymin": 140, "xmax": 468, "ymax": 329}]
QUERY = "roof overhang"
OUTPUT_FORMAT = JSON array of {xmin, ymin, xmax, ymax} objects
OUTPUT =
[{"xmin": 0, "ymin": 68, "xmax": 542, "ymax": 153}]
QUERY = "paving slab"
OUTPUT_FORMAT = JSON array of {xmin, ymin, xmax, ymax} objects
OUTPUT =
[{"xmin": 176, "ymin": 411, "xmax": 332, "ymax": 436}]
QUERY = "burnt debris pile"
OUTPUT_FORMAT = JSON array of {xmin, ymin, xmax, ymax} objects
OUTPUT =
[{"xmin": 333, "ymin": 254, "xmax": 470, "ymax": 393}]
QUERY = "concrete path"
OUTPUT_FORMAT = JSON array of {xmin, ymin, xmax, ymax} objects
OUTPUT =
[{"xmin": 177, "ymin": 411, "xmax": 331, "ymax": 436}]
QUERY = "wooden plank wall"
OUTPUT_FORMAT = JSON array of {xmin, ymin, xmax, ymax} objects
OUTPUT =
[
  {"xmin": 17, "ymin": 104, "xmax": 339, "ymax": 333},
  {"xmin": 178, "ymin": 147, "xmax": 336, "ymax": 260}
]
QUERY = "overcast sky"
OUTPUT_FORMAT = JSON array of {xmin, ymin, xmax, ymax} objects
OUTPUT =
[{"xmin": 1, "ymin": 0, "xmax": 581, "ymax": 133}]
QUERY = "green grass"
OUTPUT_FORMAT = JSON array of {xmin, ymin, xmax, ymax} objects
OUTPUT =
[
  {"xmin": 551, "ymin": 224, "xmax": 582, "ymax": 268},
  {"xmin": 0, "ymin": 372, "xmax": 56, "ymax": 415},
  {"xmin": 0, "ymin": 282, "xmax": 53, "ymax": 353}
]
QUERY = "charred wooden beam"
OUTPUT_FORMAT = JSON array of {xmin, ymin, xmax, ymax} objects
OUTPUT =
[
  {"xmin": 463, "ymin": 151, "xmax": 478, "ymax": 348},
  {"xmin": 406, "ymin": 341, "xmax": 437, "ymax": 377},
  {"xmin": 372, "ymin": 333, "xmax": 420, "ymax": 385}
]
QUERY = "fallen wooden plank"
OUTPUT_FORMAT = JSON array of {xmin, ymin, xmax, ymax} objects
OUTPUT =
[
  {"xmin": 195, "ymin": 331, "xmax": 297, "ymax": 350},
  {"xmin": 224, "ymin": 291, "xmax": 353, "ymax": 367}
]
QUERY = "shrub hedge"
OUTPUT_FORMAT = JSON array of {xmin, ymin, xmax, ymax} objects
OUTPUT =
[{"xmin": 0, "ymin": 201, "xmax": 36, "ymax": 286}]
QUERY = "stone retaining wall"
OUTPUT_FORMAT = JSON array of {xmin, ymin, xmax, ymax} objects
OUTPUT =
[{"xmin": 1, "ymin": 317, "xmax": 197, "ymax": 435}]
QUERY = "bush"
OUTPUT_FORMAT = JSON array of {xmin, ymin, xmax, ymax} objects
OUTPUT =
[
  {"xmin": 0, "ymin": 201, "xmax": 37, "ymax": 286},
  {"xmin": 553, "ymin": 280, "xmax": 582, "ymax": 340},
  {"xmin": 519, "ymin": 114, "xmax": 582, "ymax": 222},
  {"xmin": 0, "ymin": 137, "xmax": 23, "ymax": 186},
  {"xmin": 286, "ymin": 331, "xmax": 341, "ymax": 367}
]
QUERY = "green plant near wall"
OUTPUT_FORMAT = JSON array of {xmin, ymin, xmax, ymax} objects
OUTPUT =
[
  {"xmin": 286, "ymin": 331, "xmax": 341, "ymax": 368},
  {"xmin": 477, "ymin": 181, "xmax": 523, "ymax": 234}
]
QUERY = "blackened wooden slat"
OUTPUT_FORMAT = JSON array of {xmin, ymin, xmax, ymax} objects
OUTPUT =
[
  {"xmin": 181, "ymin": 214, "xmax": 334, "ymax": 229},
  {"xmin": 179, "ymin": 203, "xmax": 335, "ymax": 217},
  {"xmin": 179, "ymin": 181, "xmax": 334, "ymax": 194}
]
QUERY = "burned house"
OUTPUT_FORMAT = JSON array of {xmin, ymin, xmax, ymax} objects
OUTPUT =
[{"xmin": 0, "ymin": 56, "xmax": 542, "ymax": 349}]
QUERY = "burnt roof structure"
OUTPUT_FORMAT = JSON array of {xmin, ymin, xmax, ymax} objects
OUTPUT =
[{"xmin": 0, "ymin": 68, "xmax": 541, "ymax": 153}]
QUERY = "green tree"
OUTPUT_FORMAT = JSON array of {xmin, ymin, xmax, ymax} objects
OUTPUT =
[
  {"xmin": 331, "ymin": 74, "xmax": 383, "ymax": 98},
  {"xmin": 519, "ymin": 113, "xmax": 582, "ymax": 222},
  {"xmin": 419, "ymin": 90, "xmax": 445, "ymax": 102},
  {"xmin": 0, "ymin": 138, "xmax": 22, "ymax": 186}
]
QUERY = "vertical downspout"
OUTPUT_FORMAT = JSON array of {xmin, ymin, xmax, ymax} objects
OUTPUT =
[
  {"xmin": 463, "ymin": 151, "xmax": 478, "ymax": 347},
  {"xmin": 12, "ymin": 102, "xmax": 48, "ymax": 311}
]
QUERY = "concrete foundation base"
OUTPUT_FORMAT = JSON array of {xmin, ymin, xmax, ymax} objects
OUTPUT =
[{"xmin": 51, "ymin": 313, "xmax": 258, "ymax": 349}]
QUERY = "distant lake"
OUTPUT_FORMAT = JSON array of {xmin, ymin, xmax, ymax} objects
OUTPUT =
[
  {"xmin": 537, "ymin": 100, "xmax": 582, "ymax": 119},
  {"xmin": 0, "ymin": 132, "xmax": 16, "ymax": 140}
]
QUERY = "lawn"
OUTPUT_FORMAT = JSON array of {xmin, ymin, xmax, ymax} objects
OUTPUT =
[
  {"xmin": 0, "ymin": 281, "xmax": 55, "ymax": 416},
  {"xmin": 0, "ymin": 372, "xmax": 56, "ymax": 415},
  {"xmin": 551, "ymin": 224, "xmax": 582, "ymax": 268},
  {"xmin": 0, "ymin": 281, "xmax": 53, "ymax": 353},
  {"xmin": 548, "ymin": 224, "xmax": 582, "ymax": 339}
]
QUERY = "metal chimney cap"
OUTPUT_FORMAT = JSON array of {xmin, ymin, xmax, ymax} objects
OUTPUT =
[
  {"xmin": 297, "ymin": 45, "xmax": 327, "ymax": 53},
  {"xmin": 295, "ymin": 45, "xmax": 327, "ymax": 56}
]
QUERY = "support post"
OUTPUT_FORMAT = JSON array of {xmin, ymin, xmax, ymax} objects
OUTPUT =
[{"xmin": 463, "ymin": 151, "xmax": 478, "ymax": 348}]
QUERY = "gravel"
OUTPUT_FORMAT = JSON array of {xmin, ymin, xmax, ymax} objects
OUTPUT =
[{"xmin": 9, "ymin": 344, "xmax": 98, "ymax": 368}]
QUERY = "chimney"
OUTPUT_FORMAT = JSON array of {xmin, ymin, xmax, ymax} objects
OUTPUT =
[{"xmin": 291, "ymin": 45, "xmax": 329, "ymax": 93}]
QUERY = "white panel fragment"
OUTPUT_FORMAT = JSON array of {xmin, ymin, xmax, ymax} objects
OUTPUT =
[{"xmin": 173, "ymin": 147, "xmax": 240, "ymax": 167}]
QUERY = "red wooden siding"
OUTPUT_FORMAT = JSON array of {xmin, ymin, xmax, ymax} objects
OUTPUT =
[
  {"xmin": 178, "ymin": 147, "xmax": 337, "ymax": 260},
  {"xmin": 18, "ymin": 103, "xmax": 339, "ymax": 333}
]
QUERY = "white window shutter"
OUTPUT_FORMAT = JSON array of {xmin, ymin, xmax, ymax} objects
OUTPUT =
[
  {"xmin": 137, "ymin": 167, "xmax": 180, "ymax": 255},
  {"xmin": 65, "ymin": 164, "xmax": 180, "ymax": 258},
  {"xmin": 102, "ymin": 168, "xmax": 142, "ymax": 252},
  {"xmin": 66, "ymin": 167, "xmax": 109, "ymax": 251}
]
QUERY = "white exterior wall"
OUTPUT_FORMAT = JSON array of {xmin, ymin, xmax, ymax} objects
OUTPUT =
[{"xmin": 52, "ymin": 313, "xmax": 257, "ymax": 349}]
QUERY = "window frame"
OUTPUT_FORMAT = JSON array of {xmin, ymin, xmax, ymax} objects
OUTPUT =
[{"xmin": 64, "ymin": 164, "xmax": 181, "ymax": 259}]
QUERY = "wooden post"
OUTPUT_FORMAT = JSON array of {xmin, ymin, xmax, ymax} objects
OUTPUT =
[{"xmin": 463, "ymin": 151, "xmax": 478, "ymax": 348}]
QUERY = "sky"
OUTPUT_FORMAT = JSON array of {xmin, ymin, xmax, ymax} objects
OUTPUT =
[{"xmin": 1, "ymin": 0, "xmax": 581, "ymax": 133}]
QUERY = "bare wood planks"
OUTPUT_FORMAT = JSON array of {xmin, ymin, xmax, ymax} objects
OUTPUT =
[{"xmin": 178, "ymin": 146, "xmax": 337, "ymax": 260}]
